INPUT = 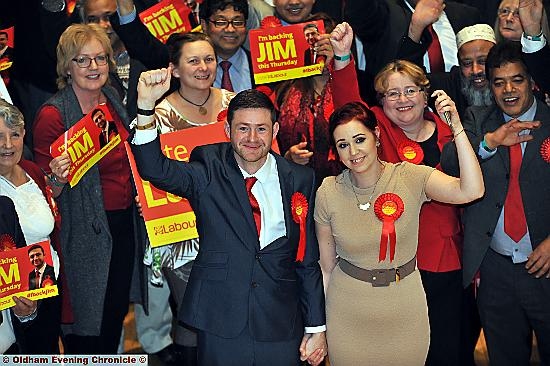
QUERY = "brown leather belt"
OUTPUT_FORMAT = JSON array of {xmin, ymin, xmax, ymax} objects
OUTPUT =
[{"xmin": 338, "ymin": 256, "xmax": 417, "ymax": 287}]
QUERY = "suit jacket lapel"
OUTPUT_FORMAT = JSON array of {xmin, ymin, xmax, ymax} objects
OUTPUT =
[
  {"xmin": 274, "ymin": 154, "xmax": 294, "ymax": 246},
  {"xmin": 522, "ymin": 103, "xmax": 550, "ymax": 171},
  {"xmin": 225, "ymin": 149, "xmax": 260, "ymax": 251}
]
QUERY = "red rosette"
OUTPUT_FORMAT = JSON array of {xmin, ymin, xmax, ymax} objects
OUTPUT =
[
  {"xmin": 374, "ymin": 193, "xmax": 405, "ymax": 262},
  {"xmin": 291, "ymin": 192, "xmax": 308, "ymax": 262},
  {"xmin": 255, "ymin": 85, "xmax": 274, "ymax": 99},
  {"xmin": 397, "ymin": 140, "xmax": 424, "ymax": 165},
  {"xmin": 217, "ymin": 109, "xmax": 228, "ymax": 124},
  {"xmin": 0, "ymin": 234, "xmax": 16, "ymax": 252},
  {"xmin": 260, "ymin": 16, "xmax": 282, "ymax": 29},
  {"xmin": 541, "ymin": 137, "xmax": 550, "ymax": 164},
  {"xmin": 41, "ymin": 275, "xmax": 55, "ymax": 287}
]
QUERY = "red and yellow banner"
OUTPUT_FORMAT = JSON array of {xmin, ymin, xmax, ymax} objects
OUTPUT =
[
  {"xmin": 249, "ymin": 20, "xmax": 325, "ymax": 84},
  {"xmin": 126, "ymin": 122, "xmax": 229, "ymax": 247},
  {"xmin": 50, "ymin": 104, "xmax": 121, "ymax": 187},
  {"xmin": 139, "ymin": 0, "xmax": 193, "ymax": 43},
  {"xmin": 0, "ymin": 240, "xmax": 59, "ymax": 311}
]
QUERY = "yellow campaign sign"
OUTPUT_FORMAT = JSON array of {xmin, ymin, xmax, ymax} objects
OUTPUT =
[
  {"xmin": 0, "ymin": 287, "xmax": 59, "ymax": 311},
  {"xmin": 145, "ymin": 211, "xmax": 198, "ymax": 248},
  {"xmin": 253, "ymin": 63, "xmax": 324, "ymax": 84}
]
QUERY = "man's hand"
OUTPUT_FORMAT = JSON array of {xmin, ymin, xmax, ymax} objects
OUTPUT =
[
  {"xmin": 299, "ymin": 332, "xmax": 327, "ymax": 366},
  {"xmin": 409, "ymin": 0, "xmax": 445, "ymax": 42},
  {"xmin": 284, "ymin": 141, "xmax": 313, "ymax": 165},
  {"xmin": 137, "ymin": 68, "xmax": 172, "ymax": 110},
  {"xmin": 526, "ymin": 236, "xmax": 550, "ymax": 278},
  {"xmin": 519, "ymin": 0, "xmax": 544, "ymax": 36},
  {"xmin": 315, "ymin": 33, "xmax": 335, "ymax": 66},
  {"xmin": 484, "ymin": 119, "xmax": 541, "ymax": 149},
  {"xmin": 12, "ymin": 296, "xmax": 37, "ymax": 318}
]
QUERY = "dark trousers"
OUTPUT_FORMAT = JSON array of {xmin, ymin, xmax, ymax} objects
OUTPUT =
[
  {"xmin": 197, "ymin": 325, "xmax": 302, "ymax": 366},
  {"xmin": 460, "ymin": 283, "xmax": 482, "ymax": 366},
  {"xmin": 478, "ymin": 248, "xmax": 550, "ymax": 366},
  {"xmin": 63, "ymin": 208, "xmax": 135, "ymax": 354},
  {"xmin": 420, "ymin": 269, "xmax": 463, "ymax": 366}
]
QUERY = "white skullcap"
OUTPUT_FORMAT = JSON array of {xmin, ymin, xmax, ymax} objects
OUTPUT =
[{"xmin": 456, "ymin": 24, "xmax": 496, "ymax": 49}]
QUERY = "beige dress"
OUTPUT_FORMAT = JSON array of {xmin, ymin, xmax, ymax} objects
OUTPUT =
[{"xmin": 315, "ymin": 162, "xmax": 434, "ymax": 366}]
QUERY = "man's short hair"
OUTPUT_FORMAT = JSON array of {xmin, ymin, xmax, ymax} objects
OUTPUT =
[
  {"xmin": 227, "ymin": 89, "xmax": 277, "ymax": 125},
  {"xmin": 303, "ymin": 23, "xmax": 318, "ymax": 33},
  {"xmin": 485, "ymin": 41, "xmax": 529, "ymax": 81},
  {"xmin": 0, "ymin": 31, "xmax": 8, "ymax": 38},
  {"xmin": 28, "ymin": 244, "xmax": 45, "ymax": 255},
  {"xmin": 199, "ymin": 0, "xmax": 249, "ymax": 21},
  {"xmin": 92, "ymin": 108, "xmax": 105, "ymax": 119}
]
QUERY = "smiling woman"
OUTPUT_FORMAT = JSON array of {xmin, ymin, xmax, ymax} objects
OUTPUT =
[{"xmin": 32, "ymin": 23, "xmax": 136, "ymax": 354}]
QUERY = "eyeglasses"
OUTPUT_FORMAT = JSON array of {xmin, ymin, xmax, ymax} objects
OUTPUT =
[
  {"xmin": 497, "ymin": 8, "xmax": 520, "ymax": 18},
  {"xmin": 208, "ymin": 18, "xmax": 246, "ymax": 28},
  {"xmin": 384, "ymin": 86, "xmax": 423, "ymax": 101},
  {"xmin": 71, "ymin": 55, "xmax": 109, "ymax": 68}
]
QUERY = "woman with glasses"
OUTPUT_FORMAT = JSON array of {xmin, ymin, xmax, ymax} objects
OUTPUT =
[
  {"xmin": 316, "ymin": 23, "xmax": 481, "ymax": 365},
  {"xmin": 32, "ymin": 24, "xmax": 136, "ymax": 354},
  {"xmin": 494, "ymin": 0, "xmax": 550, "ymax": 42}
]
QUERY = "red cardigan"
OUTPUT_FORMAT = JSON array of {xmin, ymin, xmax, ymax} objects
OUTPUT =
[{"xmin": 332, "ymin": 62, "xmax": 462, "ymax": 272}]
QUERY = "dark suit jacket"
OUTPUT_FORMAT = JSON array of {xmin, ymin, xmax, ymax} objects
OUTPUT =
[
  {"xmin": 441, "ymin": 101, "xmax": 550, "ymax": 286},
  {"xmin": 345, "ymin": 0, "xmax": 480, "ymax": 101},
  {"xmin": 29, "ymin": 264, "xmax": 56, "ymax": 290},
  {"xmin": 132, "ymin": 139, "xmax": 325, "ymax": 342}
]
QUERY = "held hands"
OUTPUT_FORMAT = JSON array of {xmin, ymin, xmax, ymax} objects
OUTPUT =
[
  {"xmin": 12, "ymin": 296, "xmax": 37, "ymax": 318},
  {"xmin": 431, "ymin": 90, "xmax": 462, "ymax": 133},
  {"xmin": 519, "ymin": 0, "xmax": 544, "ymax": 36},
  {"xmin": 484, "ymin": 119, "xmax": 541, "ymax": 149},
  {"xmin": 285, "ymin": 141, "xmax": 313, "ymax": 165},
  {"xmin": 49, "ymin": 154, "xmax": 71, "ymax": 184},
  {"xmin": 330, "ymin": 22, "xmax": 354, "ymax": 58},
  {"xmin": 315, "ymin": 33, "xmax": 335, "ymax": 66},
  {"xmin": 137, "ymin": 67, "xmax": 172, "ymax": 110},
  {"xmin": 526, "ymin": 236, "xmax": 550, "ymax": 278},
  {"xmin": 300, "ymin": 332, "xmax": 328, "ymax": 366}
]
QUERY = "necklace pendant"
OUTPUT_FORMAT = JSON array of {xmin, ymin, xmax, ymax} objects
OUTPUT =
[
  {"xmin": 358, "ymin": 202, "xmax": 371, "ymax": 211},
  {"xmin": 198, "ymin": 106, "xmax": 208, "ymax": 115}
]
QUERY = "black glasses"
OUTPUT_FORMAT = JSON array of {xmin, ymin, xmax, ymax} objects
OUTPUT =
[
  {"xmin": 71, "ymin": 55, "xmax": 109, "ymax": 68},
  {"xmin": 208, "ymin": 18, "xmax": 246, "ymax": 28},
  {"xmin": 384, "ymin": 86, "xmax": 423, "ymax": 101},
  {"xmin": 497, "ymin": 8, "xmax": 519, "ymax": 18}
]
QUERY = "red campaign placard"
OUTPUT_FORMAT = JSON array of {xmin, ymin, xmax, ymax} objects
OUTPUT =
[
  {"xmin": 0, "ymin": 26, "xmax": 14, "ymax": 74},
  {"xmin": 49, "ymin": 104, "xmax": 121, "ymax": 187},
  {"xmin": 0, "ymin": 240, "xmax": 59, "ymax": 311},
  {"xmin": 127, "ymin": 121, "xmax": 280, "ymax": 247},
  {"xmin": 139, "ymin": 0, "xmax": 193, "ymax": 44},
  {"xmin": 249, "ymin": 20, "xmax": 325, "ymax": 84}
]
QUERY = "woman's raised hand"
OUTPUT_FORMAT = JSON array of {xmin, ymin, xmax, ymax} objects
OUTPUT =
[
  {"xmin": 137, "ymin": 67, "xmax": 172, "ymax": 110},
  {"xmin": 330, "ymin": 22, "xmax": 353, "ymax": 57}
]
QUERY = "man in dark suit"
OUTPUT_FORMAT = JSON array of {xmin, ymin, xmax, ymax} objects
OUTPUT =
[
  {"xmin": 303, "ymin": 23, "xmax": 323, "ymax": 66},
  {"xmin": 441, "ymin": 41, "xmax": 550, "ymax": 366},
  {"xmin": 345, "ymin": 0, "xmax": 480, "ymax": 103},
  {"xmin": 27, "ymin": 244, "xmax": 56, "ymax": 290},
  {"xmin": 132, "ymin": 69, "xmax": 327, "ymax": 366},
  {"xmin": 91, "ymin": 108, "xmax": 119, "ymax": 148},
  {"xmin": 0, "ymin": 31, "xmax": 14, "ymax": 62}
]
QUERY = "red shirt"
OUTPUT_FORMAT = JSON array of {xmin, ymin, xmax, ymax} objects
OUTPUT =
[{"xmin": 33, "ymin": 102, "xmax": 133, "ymax": 211}]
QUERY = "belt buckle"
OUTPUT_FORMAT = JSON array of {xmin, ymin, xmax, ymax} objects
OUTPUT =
[{"xmin": 371, "ymin": 269, "xmax": 391, "ymax": 287}]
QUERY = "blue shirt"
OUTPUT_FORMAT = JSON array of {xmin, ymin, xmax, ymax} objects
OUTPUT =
[{"xmin": 214, "ymin": 48, "xmax": 252, "ymax": 92}]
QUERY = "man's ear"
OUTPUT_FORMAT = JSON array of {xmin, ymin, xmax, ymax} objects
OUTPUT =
[
  {"xmin": 224, "ymin": 121, "xmax": 230, "ymax": 139},
  {"xmin": 272, "ymin": 121, "xmax": 280, "ymax": 140}
]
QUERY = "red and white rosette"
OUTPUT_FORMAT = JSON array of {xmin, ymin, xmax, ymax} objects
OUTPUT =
[
  {"xmin": 217, "ymin": 109, "xmax": 228, "ymax": 124},
  {"xmin": 540, "ymin": 137, "xmax": 550, "ymax": 164},
  {"xmin": 0, "ymin": 234, "xmax": 16, "ymax": 252},
  {"xmin": 261, "ymin": 15, "xmax": 282, "ymax": 29},
  {"xmin": 397, "ymin": 140, "xmax": 424, "ymax": 165},
  {"xmin": 291, "ymin": 192, "xmax": 308, "ymax": 262},
  {"xmin": 374, "ymin": 193, "xmax": 404, "ymax": 262}
]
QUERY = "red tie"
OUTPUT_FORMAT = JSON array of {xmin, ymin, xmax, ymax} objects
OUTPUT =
[
  {"xmin": 504, "ymin": 144, "xmax": 527, "ymax": 242},
  {"xmin": 427, "ymin": 26, "xmax": 444, "ymax": 73},
  {"xmin": 35, "ymin": 269, "xmax": 41, "ymax": 288},
  {"xmin": 245, "ymin": 177, "xmax": 261, "ymax": 236},
  {"xmin": 220, "ymin": 60, "xmax": 234, "ymax": 92}
]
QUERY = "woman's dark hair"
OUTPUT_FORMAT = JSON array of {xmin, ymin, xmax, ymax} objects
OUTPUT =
[
  {"xmin": 166, "ymin": 32, "xmax": 216, "ymax": 66},
  {"xmin": 328, "ymin": 102, "xmax": 377, "ymax": 149}
]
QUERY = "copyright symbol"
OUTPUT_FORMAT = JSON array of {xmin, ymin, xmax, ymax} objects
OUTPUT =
[
  {"xmin": 3, "ymin": 356, "xmax": 9, "ymax": 363},
  {"xmin": 139, "ymin": 356, "xmax": 146, "ymax": 363}
]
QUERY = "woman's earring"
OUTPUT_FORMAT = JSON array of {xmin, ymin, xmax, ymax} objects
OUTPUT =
[{"xmin": 376, "ymin": 140, "xmax": 380, "ymax": 148}]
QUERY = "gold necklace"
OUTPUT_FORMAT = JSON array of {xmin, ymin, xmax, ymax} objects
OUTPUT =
[
  {"xmin": 177, "ymin": 88, "xmax": 211, "ymax": 115},
  {"xmin": 351, "ymin": 163, "xmax": 385, "ymax": 211}
]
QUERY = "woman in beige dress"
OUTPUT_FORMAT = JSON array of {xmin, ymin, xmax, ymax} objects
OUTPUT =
[{"xmin": 314, "ymin": 90, "xmax": 484, "ymax": 363}]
